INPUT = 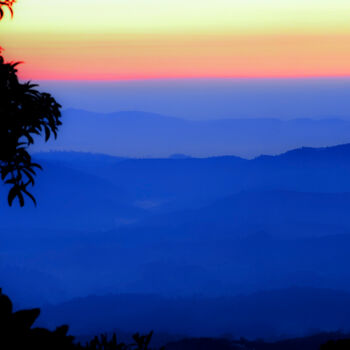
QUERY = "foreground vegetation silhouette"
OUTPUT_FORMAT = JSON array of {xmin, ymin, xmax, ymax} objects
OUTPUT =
[
  {"xmin": 321, "ymin": 339, "xmax": 350, "ymax": 350},
  {"xmin": 0, "ymin": 289, "xmax": 163, "ymax": 350},
  {"xmin": 1, "ymin": 0, "xmax": 62, "ymax": 207},
  {"xmin": 0, "ymin": 54, "xmax": 62, "ymax": 206}
]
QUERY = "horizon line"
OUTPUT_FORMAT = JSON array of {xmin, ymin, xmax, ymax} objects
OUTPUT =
[
  {"xmin": 60, "ymin": 108, "xmax": 350, "ymax": 120},
  {"xmin": 22, "ymin": 74, "xmax": 350, "ymax": 83},
  {"xmin": 31, "ymin": 142, "xmax": 350, "ymax": 162}
]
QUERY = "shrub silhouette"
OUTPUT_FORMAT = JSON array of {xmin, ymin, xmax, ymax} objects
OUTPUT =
[
  {"xmin": 0, "ymin": 288, "xmax": 76, "ymax": 349},
  {"xmin": 0, "ymin": 289, "xmax": 164, "ymax": 350}
]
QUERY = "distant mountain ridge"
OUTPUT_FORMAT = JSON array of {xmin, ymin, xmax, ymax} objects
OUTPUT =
[
  {"xmin": 6, "ymin": 142, "xmax": 350, "ymax": 232},
  {"xmin": 29, "ymin": 109, "xmax": 350, "ymax": 158},
  {"xmin": 257, "ymin": 142, "xmax": 350, "ymax": 161}
]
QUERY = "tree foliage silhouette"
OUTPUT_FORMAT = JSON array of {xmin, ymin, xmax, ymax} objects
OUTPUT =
[
  {"xmin": 0, "ymin": 1, "xmax": 62, "ymax": 207},
  {"xmin": 0, "ymin": 289, "xmax": 164, "ymax": 350}
]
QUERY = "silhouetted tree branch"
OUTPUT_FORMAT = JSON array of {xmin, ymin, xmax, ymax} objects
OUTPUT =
[
  {"xmin": 1, "ymin": 1, "xmax": 62, "ymax": 206},
  {"xmin": 0, "ymin": 56, "xmax": 62, "ymax": 206}
]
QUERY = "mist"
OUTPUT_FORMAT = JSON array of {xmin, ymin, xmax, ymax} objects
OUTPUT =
[{"xmin": 38, "ymin": 78, "xmax": 350, "ymax": 120}]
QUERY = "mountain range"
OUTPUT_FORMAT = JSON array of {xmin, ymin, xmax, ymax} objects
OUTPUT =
[
  {"xmin": 2, "ymin": 143, "xmax": 350, "ymax": 338},
  {"xmin": 29, "ymin": 109, "xmax": 350, "ymax": 158}
]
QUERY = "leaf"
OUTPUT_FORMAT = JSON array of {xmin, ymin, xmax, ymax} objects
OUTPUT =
[
  {"xmin": 4, "ymin": 178, "xmax": 16, "ymax": 185},
  {"xmin": 31, "ymin": 163, "xmax": 43, "ymax": 170},
  {"xmin": 44, "ymin": 124, "xmax": 51, "ymax": 141},
  {"xmin": 7, "ymin": 186, "xmax": 17, "ymax": 206},
  {"xmin": 17, "ymin": 191, "xmax": 24, "ymax": 207},
  {"xmin": 12, "ymin": 308, "xmax": 40, "ymax": 329},
  {"xmin": 22, "ymin": 184, "xmax": 37, "ymax": 205}
]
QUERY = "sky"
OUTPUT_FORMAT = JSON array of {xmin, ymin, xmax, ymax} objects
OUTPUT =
[{"xmin": 2, "ymin": 0, "xmax": 350, "ymax": 80}]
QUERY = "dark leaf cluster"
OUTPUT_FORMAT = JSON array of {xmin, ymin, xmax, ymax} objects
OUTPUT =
[{"xmin": 0, "ymin": 55, "xmax": 62, "ymax": 206}]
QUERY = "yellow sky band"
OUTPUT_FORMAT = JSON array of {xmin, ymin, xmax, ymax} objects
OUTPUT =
[{"xmin": 2, "ymin": 0, "xmax": 350, "ymax": 79}]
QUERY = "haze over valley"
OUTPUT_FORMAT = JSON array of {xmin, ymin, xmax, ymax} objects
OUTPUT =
[{"xmin": 2, "ymin": 143, "xmax": 350, "ymax": 340}]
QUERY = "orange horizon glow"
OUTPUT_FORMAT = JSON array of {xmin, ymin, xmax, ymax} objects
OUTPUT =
[
  {"xmin": 3, "ymin": 34, "xmax": 350, "ymax": 81},
  {"xmin": 2, "ymin": 0, "xmax": 350, "ymax": 80}
]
